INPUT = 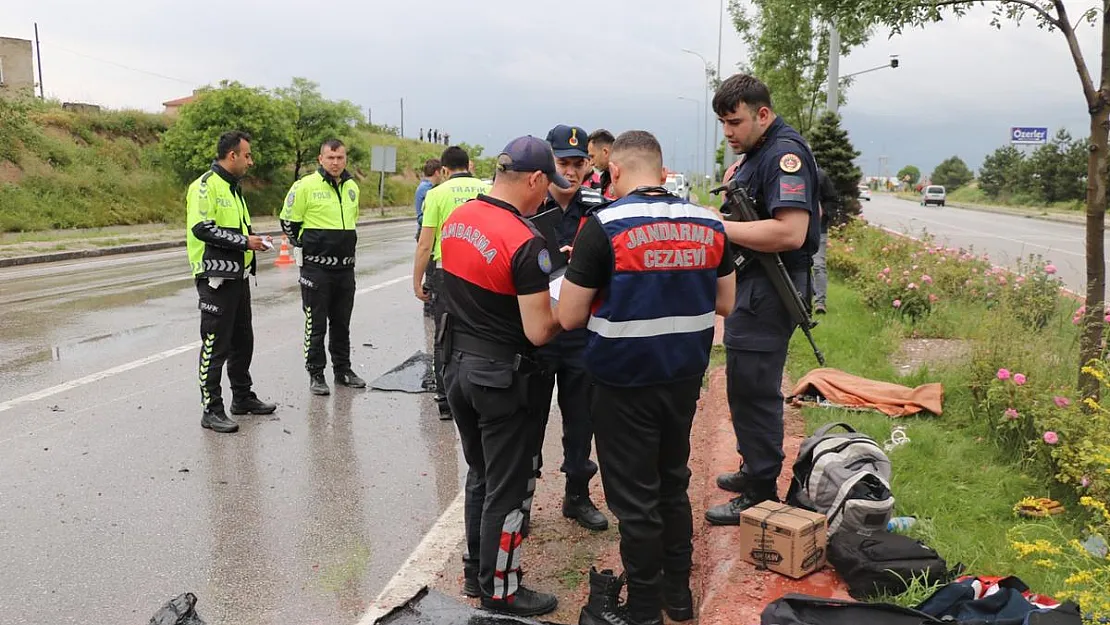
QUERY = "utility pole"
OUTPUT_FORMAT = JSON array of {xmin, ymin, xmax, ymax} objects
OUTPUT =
[
  {"xmin": 34, "ymin": 22, "xmax": 44, "ymax": 99},
  {"xmin": 367, "ymin": 106, "xmax": 372, "ymax": 126},
  {"xmin": 399, "ymin": 97, "xmax": 404, "ymax": 137},
  {"xmin": 826, "ymin": 20, "xmax": 840, "ymax": 114},
  {"xmin": 713, "ymin": 0, "xmax": 723, "ymax": 180}
]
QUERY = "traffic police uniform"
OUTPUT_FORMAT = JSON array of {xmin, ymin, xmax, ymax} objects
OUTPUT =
[
  {"xmin": 421, "ymin": 172, "xmax": 490, "ymax": 413},
  {"xmin": 532, "ymin": 124, "xmax": 609, "ymax": 531},
  {"xmin": 567, "ymin": 187, "xmax": 733, "ymax": 624},
  {"xmin": 439, "ymin": 189, "xmax": 558, "ymax": 614},
  {"xmin": 279, "ymin": 167, "xmax": 364, "ymax": 393},
  {"xmin": 186, "ymin": 163, "xmax": 275, "ymax": 432},
  {"xmin": 705, "ymin": 116, "xmax": 821, "ymax": 525}
]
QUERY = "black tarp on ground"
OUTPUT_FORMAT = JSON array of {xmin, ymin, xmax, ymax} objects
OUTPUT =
[
  {"xmin": 369, "ymin": 351, "xmax": 435, "ymax": 393},
  {"xmin": 375, "ymin": 587, "xmax": 563, "ymax": 625}
]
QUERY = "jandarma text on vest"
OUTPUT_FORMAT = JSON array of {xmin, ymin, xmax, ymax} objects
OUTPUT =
[{"xmin": 442, "ymin": 222, "xmax": 497, "ymax": 263}]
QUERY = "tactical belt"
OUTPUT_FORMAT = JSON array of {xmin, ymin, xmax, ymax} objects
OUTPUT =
[
  {"xmin": 450, "ymin": 332, "xmax": 536, "ymax": 371},
  {"xmin": 304, "ymin": 255, "xmax": 356, "ymax": 267}
]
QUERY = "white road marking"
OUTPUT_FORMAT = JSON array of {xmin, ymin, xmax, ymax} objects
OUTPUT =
[
  {"xmin": 357, "ymin": 491, "xmax": 466, "ymax": 625},
  {"xmin": 0, "ymin": 274, "xmax": 410, "ymax": 414}
]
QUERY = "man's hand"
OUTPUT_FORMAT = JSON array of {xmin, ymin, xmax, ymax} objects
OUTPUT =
[
  {"xmin": 247, "ymin": 235, "xmax": 268, "ymax": 251},
  {"xmin": 560, "ymin": 245, "xmax": 573, "ymax": 257},
  {"xmin": 414, "ymin": 282, "xmax": 431, "ymax": 302}
]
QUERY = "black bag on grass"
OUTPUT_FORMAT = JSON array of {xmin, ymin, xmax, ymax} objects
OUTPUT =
[{"xmin": 827, "ymin": 530, "xmax": 954, "ymax": 599}]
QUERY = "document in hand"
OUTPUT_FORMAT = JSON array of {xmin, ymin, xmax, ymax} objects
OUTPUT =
[{"xmin": 529, "ymin": 207, "xmax": 568, "ymax": 273}]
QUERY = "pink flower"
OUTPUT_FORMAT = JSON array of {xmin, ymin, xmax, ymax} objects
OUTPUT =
[
  {"xmin": 1043, "ymin": 431, "xmax": 1059, "ymax": 445},
  {"xmin": 1003, "ymin": 408, "xmax": 1020, "ymax": 420},
  {"xmin": 1045, "ymin": 264, "xmax": 1057, "ymax": 274},
  {"xmin": 1105, "ymin": 314, "xmax": 1110, "ymax": 323},
  {"xmin": 997, "ymin": 368, "xmax": 1011, "ymax": 380},
  {"xmin": 1054, "ymin": 396, "xmax": 1071, "ymax": 408},
  {"xmin": 928, "ymin": 294, "xmax": 939, "ymax": 303},
  {"xmin": 881, "ymin": 247, "xmax": 889, "ymax": 253},
  {"xmin": 886, "ymin": 279, "xmax": 892, "ymax": 285},
  {"xmin": 893, "ymin": 299, "xmax": 902, "ymax": 309},
  {"xmin": 1013, "ymin": 373, "xmax": 1026, "ymax": 386},
  {"xmin": 908, "ymin": 282, "xmax": 918, "ymax": 290},
  {"xmin": 882, "ymin": 267, "xmax": 891, "ymax": 275},
  {"xmin": 922, "ymin": 275, "xmax": 933, "ymax": 285},
  {"xmin": 998, "ymin": 276, "xmax": 1007, "ymax": 285},
  {"xmin": 1081, "ymin": 476, "xmax": 1091, "ymax": 487}
]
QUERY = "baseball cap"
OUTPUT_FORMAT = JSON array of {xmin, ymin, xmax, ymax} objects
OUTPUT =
[
  {"xmin": 545, "ymin": 124, "xmax": 590, "ymax": 159},
  {"xmin": 497, "ymin": 136, "xmax": 572, "ymax": 189}
]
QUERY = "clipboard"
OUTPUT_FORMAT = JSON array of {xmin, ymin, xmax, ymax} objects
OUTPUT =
[{"xmin": 529, "ymin": 206, "xmax": 568, "ymax": 272}]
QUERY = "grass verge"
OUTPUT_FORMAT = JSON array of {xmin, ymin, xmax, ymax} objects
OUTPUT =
[{"xmin": 786, "ymin": 279, "xmax": 1083, "ymax": 604}]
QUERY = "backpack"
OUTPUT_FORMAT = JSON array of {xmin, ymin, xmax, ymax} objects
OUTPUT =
[
  {"xmin": 785, "ymin": 422, "xmax": 894, "ymax": 535},
  {"xmin": 828, "ymin": 530, "xmax": 955, "ymax": 600}
]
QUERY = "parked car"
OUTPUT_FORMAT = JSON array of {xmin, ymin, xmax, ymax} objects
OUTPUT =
[
  {"xmin": 666, "ymin": 174, "xmax": 690, "ymax": 200},
  {"xmin": 858, "ymin": 184, "xmax": 872, "ymax": 201},
  {"xmin": 921, "ymin": 185, "xmax": 946, "ymax": 207}
]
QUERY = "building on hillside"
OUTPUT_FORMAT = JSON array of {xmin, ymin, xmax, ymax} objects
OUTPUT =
[
  {"xmin": 162, "ymin": 90, "xmax": 200, "ymax": 116},
  {"xmin": 0, "ymin": 37, "xmax": 35, "ymax": 96},
  {"xmin": 62, "ymin": 102, "xmax": 101, "ymax": 114}
]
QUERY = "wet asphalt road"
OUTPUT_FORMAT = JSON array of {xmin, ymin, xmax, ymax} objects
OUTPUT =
[
  {"xmin": 860, "ymin": 194, "xmax": 1105, "ymax": 294},
  {"xmin": 0, "ymin": 222, "xmax": 466, "ymax": 624}
]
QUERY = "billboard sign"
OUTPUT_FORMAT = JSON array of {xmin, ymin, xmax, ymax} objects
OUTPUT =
[{"xmin": 1010, "ymin": 127, "xmax": 1048, "ymax": 145}]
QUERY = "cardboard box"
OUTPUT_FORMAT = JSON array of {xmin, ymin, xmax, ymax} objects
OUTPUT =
[{"xmin": 739, "ymin": 501, "xmax": 827, "ymax": 579}]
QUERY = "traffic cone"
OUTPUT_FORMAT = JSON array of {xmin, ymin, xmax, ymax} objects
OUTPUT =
[{"xmin": 274, "ymin": 235, "xmax": 295, "ymax": 266}]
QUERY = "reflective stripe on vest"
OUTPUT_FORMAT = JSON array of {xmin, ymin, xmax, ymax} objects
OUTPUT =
[{"xmin": 584, "ymin": 196, "xmax": 726, "ymax": 387}]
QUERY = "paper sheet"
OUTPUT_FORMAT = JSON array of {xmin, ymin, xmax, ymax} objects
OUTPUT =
[{"xmin": 549, "ymin": 275, "xmax": 564, "ymax": 301}]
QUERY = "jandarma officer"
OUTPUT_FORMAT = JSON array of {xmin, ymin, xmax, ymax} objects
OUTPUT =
[
  {"xmin": 280, "ymin": 139, "xmax": 366, "ymax": 396},
  {"xmin": 704, "ymin": 73, "xmax": 821, "ymax": 526},
  {"xmin": 185, "ymin": 130, "xmax": 277, "ymax": 433},
  {"xmin": 438, "ymin": 136, "xmax": 567, "ymax": 618}
]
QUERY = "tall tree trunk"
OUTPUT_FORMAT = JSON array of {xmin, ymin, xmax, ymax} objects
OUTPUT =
[{"xmin": 1080, "ymin": 105, "xmax": 1109, "ymax": 399}]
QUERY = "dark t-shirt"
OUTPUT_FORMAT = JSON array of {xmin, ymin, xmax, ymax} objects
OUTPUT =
[
  {"xmin": 566, "ymin": 196, "xmax": 735, "ymax": 289},
  {"xmin": 817, "ymin": 168, "xmax": 838, "ymax": 233},
  {"xmin": 441, "ymin": 195, "xmax": 551, "ymax": 347}
]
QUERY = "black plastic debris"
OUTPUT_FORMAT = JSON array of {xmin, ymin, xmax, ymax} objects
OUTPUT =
[
  {"xmin": 149, "ymin": 592, "xmax": 206, "ymax": 625},
  {"xmin": 376, "ymin": 587, "xmax": 561, "ymax": 625},
  {"xmin": 369, "ymin": 351, "xmax": 435, "ymax": 394}
]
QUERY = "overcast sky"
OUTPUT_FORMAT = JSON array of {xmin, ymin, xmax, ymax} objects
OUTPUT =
[{"xmin": 4, "ymin": 1, "xmax": 1101, "ymax": 178}]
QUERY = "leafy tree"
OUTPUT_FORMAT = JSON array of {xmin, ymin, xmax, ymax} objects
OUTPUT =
[
  {"xmin": 807, "ymin": 111, "xmax": 862, "ymax": 225},
  {"xmin": 978, "ymin": 145, "xmax": 1025, "ymax": 199},
  {"xmin": 897, "ymin": 165, "xmax": 921, "ymax": 185},
  {"xmin": 162, "ymin": 80, "xmax": 294, "ymax": 183},
  {"xmin": 931, "ymin": 156, "xmax": 973, "ymax": 190},
  {"xmin": 275, "ymin": 77, "xmax": 363, "ymax": 182},
  {"xmin": 812, "ymin": 0, "xmax": 1107, "ymax": 396},
  {"xmin": 729, "ymin": 0, "xmax": 873, "ymax": 136}
]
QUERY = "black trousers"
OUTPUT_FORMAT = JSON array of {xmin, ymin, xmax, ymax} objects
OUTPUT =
[
  {"xmin": 196, "ymin": 278, "xmax": 254, "ymax": 411},
  {"xmin": 592, "ymin": 378, "xmax": 703, "ymax": 614},
  {"xmin": 533, "ymin": 344, "xmax": 598, "ymax": 491},
  {"xmin": 431, "ymin": 268, "xmax": 447, "ymax": 404},
  {"xmin": 299, "ymin": 265, "xmax": 356, "ymax": 374},
  {"xmin": 444, "ymin": 351, "xmax": 543, "ymax": 601},
  {"xmin": 726, "ymin": 346, "xmax": 789, "ymax": 485}
]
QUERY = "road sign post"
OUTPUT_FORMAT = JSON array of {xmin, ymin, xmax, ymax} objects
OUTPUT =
[{"xmin": 370, "ymin": 145, "xmax": 398, "ymax": 216}]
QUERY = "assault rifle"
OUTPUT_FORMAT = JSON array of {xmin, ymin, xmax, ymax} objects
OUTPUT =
[{"xmin": 712, "ymin": 178, "xmax": 826, "ymax": 366}]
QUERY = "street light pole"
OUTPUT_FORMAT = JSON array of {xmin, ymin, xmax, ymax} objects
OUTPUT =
[
  {"xmin": 826, "ymin": 20, "xmax": 840, "ymax": 114},
  {"xmin": 682, "ymin": 48, "xmax": 711, "ymax": 187},
  {"xmin": 677, "ymin": 96, "xmax": 702, "ymax": 180}
]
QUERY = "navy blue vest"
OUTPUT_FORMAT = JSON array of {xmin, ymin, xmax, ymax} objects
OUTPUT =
[{"xmin": 584, "ymin": 193, "xmax": 727, "ymax": 387}]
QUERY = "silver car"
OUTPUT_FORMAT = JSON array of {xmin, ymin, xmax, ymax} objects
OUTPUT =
[{"xmin": 922, "ymin": 185, "xmax": 946, "ymax": 207}]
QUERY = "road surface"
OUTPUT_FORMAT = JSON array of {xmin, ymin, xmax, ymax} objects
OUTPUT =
[
  {"xmin": 860, "ymin": 193, "xmax": 1103, "ymax": 294},
  {"xmin": 0, "ymin": 222, "xmax": 465, "ymax": 624}
]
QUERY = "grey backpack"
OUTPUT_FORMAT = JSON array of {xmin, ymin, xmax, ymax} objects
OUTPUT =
[{"xmin": 785, "ymin": 422, "xmax": 895, "ymax": 536}]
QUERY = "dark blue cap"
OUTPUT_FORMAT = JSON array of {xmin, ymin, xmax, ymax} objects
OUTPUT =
[
  {"xmin": 497, "ymin": 136, "xmax": 571, "ymax": 189},
  {"xmin": 545, "ymin": 124, "xmax": 590, "ymax": 159}
]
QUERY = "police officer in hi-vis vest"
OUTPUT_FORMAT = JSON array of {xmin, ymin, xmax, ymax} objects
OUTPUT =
[
  {"xmin": 559, "ymin": 130, "xmax": 735, "ymax": 625},
  {"xmin": 438, "ymin": 136, "xmax": 568, "ymax": 618},
  {"xmin": 185, "ymin": 130, "xmax": 278, "ymax": 434},
  {"xmin": 280, "ymin": 139, "xmax": 365, "ymax": 396}
]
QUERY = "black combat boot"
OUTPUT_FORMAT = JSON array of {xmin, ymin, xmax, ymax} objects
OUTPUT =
[
  {"xmin": 662, "ymin": 570, "xmax": 693, "ymax": 622},
  {"xmin": 335, "ymin": 368, "xmax": 367, "ymax": 388},
  {"xmin": 715, "ymin": 463, "xmax": 747, "ymax": 493},
  {"xmin": 563, "ymin": 482, "xmax": 609, "ymax": 531},
  {"xmin": 230, "ymin": 393, "xmax": 277, "ymax": 415},
  {"xmin": 577, "ymin": 567, "xmax": 625, "ymax": 625},
  {"xmin": 309, "ymin": 372, "xmax": 330, "ymax": 396},
  {"xmin": 705, "ymin": 481, "xmax": 779, "ymax": 526},
  {"xmin": 462, "ymin": 571, "xmax": 481, "ymax": 598},
  {"xmin": 480, "ymin": 586, "xmax": 558, "ymax": 617},
  {"xmin": 201, "ymin": 406, "xmax": 238, "ymax": 433}
]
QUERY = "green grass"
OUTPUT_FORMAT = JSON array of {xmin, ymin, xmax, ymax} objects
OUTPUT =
[{"xmin": 786, "ymin": 280, "xmax": 1082, "ymax": 598}]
